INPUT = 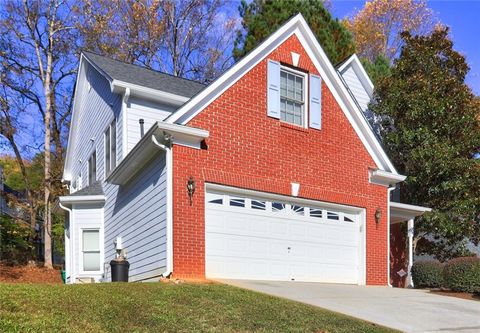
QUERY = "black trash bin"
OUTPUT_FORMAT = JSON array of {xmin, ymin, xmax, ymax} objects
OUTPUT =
[{"xmin": 110, "ymin": 259, "xmax": 130, "ymax": 282}]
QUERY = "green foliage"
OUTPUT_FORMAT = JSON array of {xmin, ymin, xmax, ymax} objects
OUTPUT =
[
  {"xmin": 411, "ymin": 260, "xmax": 443, "ymax": 288},
  {"xmin": 233, "ymin": 0, "xmax": 355, "ymax": 64},
  {"xmin": 370, "ymin": 28, "xmax": 480, "ymax": 260},
  {"xmin": 0, "ymin": 283, "xmax": 396, "ymax": 333},
  {"xmin": 443, "ymin": 257, "xmax": 480, "ymax": 293},
  {"xmin": 0, "ymin": 215, "xmax": 32, "ymax": 263},
  {"xmin": 52, "ymin": 214, "xmax": 65, "ymax": 258},
  {"xmin": 360, "ymin": 55, "xmax": 391, "ymax": 86}
]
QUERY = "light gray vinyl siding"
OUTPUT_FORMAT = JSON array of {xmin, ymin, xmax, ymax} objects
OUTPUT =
[
  {"xmin": 341, "ymin": 66, "xmax": 371, "ymax": 112},
  {"xmin": 70, "ymin": 62, "xmax": 122, "ymax": 189},
  {"xmin": 104, "ymin": 153, "xmax": 167, "ymax": 282},
  {"xmin": 126, "ymin": 97, "xmax": 176, "ymax": 153}
]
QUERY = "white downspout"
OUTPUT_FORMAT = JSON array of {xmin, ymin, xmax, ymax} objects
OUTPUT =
[
  {"xmin": 407, "ymin": 218, "xmax": 415, "ymax": 288},
  {"xmin": 152, "ymin": 134, "xmax": 173, "ymax": 278},
  {"xmin": 59, "ymin": 202, "xmax": 73, "ymax": 283},
  {"xmin": 387, "ymin": 187, "xmax": 395, "ymax": 287}
]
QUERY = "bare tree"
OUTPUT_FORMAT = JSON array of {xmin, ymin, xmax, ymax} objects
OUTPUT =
[
  {"xmin": 77, "ymin": 0, "xmax": 237, "ymax": 83},
  {"xmin": 0, "ymin": 0, "xmax": 78, "ymax": 267}
]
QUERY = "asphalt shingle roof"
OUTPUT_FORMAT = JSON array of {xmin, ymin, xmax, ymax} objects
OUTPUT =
[
  {"xmin": 83, "ymin": 51, "xmax": 206, "ymax": 98},
  {"xmin": 69, "ymin": 182, "xmax": 104, "ymax": 197}
]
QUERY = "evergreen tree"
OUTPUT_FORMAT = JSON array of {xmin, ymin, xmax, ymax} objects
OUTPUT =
[
  {"xmin": 371, "ymin": 28, "xmax": 480, "ymax": 260},
  {"xmin": 233, "ymin": 0, "xmax": 355, "ymax": 64},
  {"xmin": 361, "ymin": 55, "xmax": 391, "ymax": 86}
]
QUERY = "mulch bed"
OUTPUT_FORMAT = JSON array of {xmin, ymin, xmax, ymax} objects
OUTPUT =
[
  {"xmin": 430, "ymin": 289, "xmax": 480, "ymax": 301},
  {"xmin": 0, "ymin": 262, "xmax": 62, "ymax": 284}
]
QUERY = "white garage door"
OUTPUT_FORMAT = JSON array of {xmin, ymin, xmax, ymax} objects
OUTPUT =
[{"xmin": 205, "ymin": 189, "xmax": 364, "ymax": 284}]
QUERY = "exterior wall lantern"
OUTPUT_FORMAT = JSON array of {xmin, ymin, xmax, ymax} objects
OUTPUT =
[
  {"xmin": 187, "ymin": 176, "xmax": 196, "ymax": 205},
  {"xmin": 374, "ymin": 208, "xmax": 382, "ymax": 224}
]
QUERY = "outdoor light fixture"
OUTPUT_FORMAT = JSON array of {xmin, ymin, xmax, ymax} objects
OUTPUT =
[
  {"xmin": 375, "ymin": 208, "xmax": 382, "ymax": 224},
  {"xmin": 187, "ymin": 176, "xmax": 196, "ymax": 205}
]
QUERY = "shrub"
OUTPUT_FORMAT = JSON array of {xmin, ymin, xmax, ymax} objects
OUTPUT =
[
  {"xmin": 443, "ymin": 257, "xmax": 480, "ymax": 293},
  {"xmin": 411, "ymin": 260, "xmax": 443, "ymax": 288}
]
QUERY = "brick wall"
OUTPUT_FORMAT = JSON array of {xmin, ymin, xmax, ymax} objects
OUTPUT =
[{"xmin": 172, "ymin": 34, "xmax": 389, "ymax": 285}]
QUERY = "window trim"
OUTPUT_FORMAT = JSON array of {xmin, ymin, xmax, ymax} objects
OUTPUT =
[
  {"xmin": 104, "ymin": 121, "xmax": 117, "ymax": 178},
  {"xmin": 88, "ymin": 151, "xmax": 96, "ymax": 186},
  {"xmin": 279, "ymin": 66, "xmax": 308, "ymax": 128},
  {"xmin": 80, "ymin": 228, "xmax": 101, "ymax": 274}
]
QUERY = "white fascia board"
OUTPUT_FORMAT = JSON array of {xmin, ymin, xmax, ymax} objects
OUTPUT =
[
  {"xmin": 294, "ymin": 20, "xmax": 398, "ymax": 173},
  {"xmin": 165, "ymin": 14, "xmax": 398, "ymax": 174},
  {"xmin": 390, "ymin": 201, "xmax": 432, "ymax": 224},
  {"xmin": 111, "ymin": 80, "xmax": 189, "ymax": 106},
  {"xmin": 369, "ymin": 169, "xmax": 406, "ymax": 187},
  {"xmin": 337, "ymin": 54, "xmax": 374, "ymax": 97},
  {"xmin": 59, "ymin": 195, "xmax": 106, "ymax": 204},
  {"xmin": 63, "ymin": 55, "xmax": 88, "ymax": 182}
]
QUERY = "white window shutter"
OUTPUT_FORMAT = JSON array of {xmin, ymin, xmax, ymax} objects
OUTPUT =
[
  {"xmin": 267, "ymin": 60, "xmax": 280, "ymax": 119},
  {"xmin": 309, "ymin": 74, "xmax": 322, "ymax": 129}
]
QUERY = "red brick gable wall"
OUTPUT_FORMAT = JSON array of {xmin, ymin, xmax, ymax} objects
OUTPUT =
[{"xmin": 172, "ymin": 34, "xmax": 389, "ymax": 285}]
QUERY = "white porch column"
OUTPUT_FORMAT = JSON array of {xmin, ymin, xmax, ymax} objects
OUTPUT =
[{"xmin": 407, "ymin": 218, "xmax": 414, "ymax": 288}]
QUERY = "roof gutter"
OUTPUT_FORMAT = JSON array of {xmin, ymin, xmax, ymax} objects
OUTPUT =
[
  {"xmin": 111, "ymin": 80, "xmax": 189, "ymax": 106},
  {"xmin": 369, "ymin": 169, "xmax": 406, "ymax": 187},
  {"xmin": 59, "ymin": 195, "xmax": 106, "ymax": 205}
]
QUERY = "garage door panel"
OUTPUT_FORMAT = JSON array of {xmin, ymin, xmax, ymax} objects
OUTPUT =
[
  {"xmin": 205, "ymin": 190, "xmax": 362, "ymax": 284},
  {"xmin": 207, "ymin": 256, "xmax": 290, "ymax": 280}
]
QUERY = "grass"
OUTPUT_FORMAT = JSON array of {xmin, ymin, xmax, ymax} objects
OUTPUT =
[{"xmin": 0, "ymin": 282, "xmax": 397, "ymax": 333}]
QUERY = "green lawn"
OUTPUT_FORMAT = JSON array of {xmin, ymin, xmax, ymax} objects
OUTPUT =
[{"xmin": 0, "ymin": 282, "xmax": 397, "ymax": 333}]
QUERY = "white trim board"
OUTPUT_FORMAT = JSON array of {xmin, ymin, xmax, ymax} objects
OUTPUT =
[
  {"xmin": 337, "ymin": 54, "xmax": 374, "ymax": 98},
  {"xmin": 165, "ymin": 14, "xmax": 398, "ymax": 175}
]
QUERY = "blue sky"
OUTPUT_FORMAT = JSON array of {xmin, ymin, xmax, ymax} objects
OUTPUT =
[{"xmin": 330, "ymin": 0, "xmax": 480, "ymax": 95}]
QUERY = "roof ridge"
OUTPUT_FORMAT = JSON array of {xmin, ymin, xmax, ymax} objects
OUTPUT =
[{"xmin": 82, "ymin": 50, "xmax": 206, "ymax": 86}]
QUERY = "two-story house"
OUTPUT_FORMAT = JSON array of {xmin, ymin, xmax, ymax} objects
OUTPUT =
[{"xmin": 59, "ymin": 14, "xmax": 430, "ymax": 286}]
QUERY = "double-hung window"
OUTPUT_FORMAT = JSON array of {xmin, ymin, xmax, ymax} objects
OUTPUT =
[
  {"xmin": 82, "ymin": 229, "xmax": 100, "ymax": 272},
  {"xmin": 88, "ymin": 151, "xmax": 96, "ymax": 185},
  {"xmin": 267, "ymin": 59, "xmax": 322, "ymax": 129},
  {"xmin": 105, "ymin": 121, "xmax": 117, "ymax": 177},
  {"xmin": 280, "ymin": 69, "xmax": 305, "ymax": 126}
]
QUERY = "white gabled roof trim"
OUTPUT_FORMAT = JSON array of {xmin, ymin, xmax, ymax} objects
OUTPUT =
[
  {"xmin": 337, "ymin": 54, "xmax": 374, "ymax": 97},
  {"xmin": 107, "ymin": 121, "xmax": 208, "ymax": 185},
  {"xmin": 369, "ymin": 169, "xmax": 406, "ymax": 187},
  {"xmin": 165, "ymin": 14, "xmax": 398, "ymax": 174},
  {"xmin": 63, "ymin": 54, "xmax": 193, "ymax": 182}
]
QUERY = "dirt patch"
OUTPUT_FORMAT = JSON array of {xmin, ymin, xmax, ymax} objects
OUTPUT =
[
  {"xmin": 0, "ymin": 262, "xmax": 62, "ymax": 284},
  {"xmin": 430, "ymin": 289, "xmax": 480, "ymax": 301}
]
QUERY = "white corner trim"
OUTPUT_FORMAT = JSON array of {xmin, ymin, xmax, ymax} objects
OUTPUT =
[
  {"xmin": 387, "ymin": 186, "xmax": 395, "ymax": 287},
  {"xmin": 369, "ymin": 169, "xmax": 406, "ymax": 187},
  {"xmin": 291, "ymin": 52, "xmax": 300, "ymax": 66},
  {"xmin": 59, "ymin": 195, "xmax": 106, "ymax": 204},
  {"xmin": 152, "ymin": 136, "xmax": 173, "ymax": 278}
]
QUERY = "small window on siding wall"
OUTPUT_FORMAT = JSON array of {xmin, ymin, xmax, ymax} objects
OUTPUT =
[
  {"xmin": 82, "ymin": 229, "xmax": 100, "ymax": 271},
  {"xmin": 105, "ymin": 121, "xmax": 117, "ymax": 177},
  {"xmin": 88, "ymin": 151, "xmax": 96, "ymax": 185}
]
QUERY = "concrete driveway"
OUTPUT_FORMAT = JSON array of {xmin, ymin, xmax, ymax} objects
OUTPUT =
[{"xmin": 220, "ymin": 280, "xmax": 480, "ymax": 333}]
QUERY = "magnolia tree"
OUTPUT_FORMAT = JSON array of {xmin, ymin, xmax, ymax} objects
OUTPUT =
[{"xmin": 370, "ymin": 29, "xmax": 480, "ymax": 261}]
